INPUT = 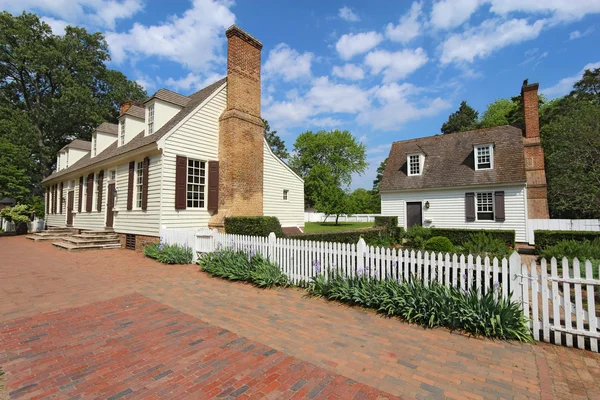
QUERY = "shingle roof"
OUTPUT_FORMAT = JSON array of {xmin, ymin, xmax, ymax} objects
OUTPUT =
[
  {"xmin": 59, "ymin": 139, "xmax": 92, "ymax": 152},
  {"xmin": 146, "ymin": 88, "xmax": 191, "ymax": 107},
  {"xmin": 96, "ymin": 122, "xmax": 118, "ymax": 135},
  {"xmin": 42, "ymin": 77, "xmax": 227, "ymax": 184},
  {"xmin": 122, "ymin": 104, "xmax": 145, "ymax": 119},
  {"xmin": 380, "ymin": 125, "xmax": 526, "ymax": 192}
]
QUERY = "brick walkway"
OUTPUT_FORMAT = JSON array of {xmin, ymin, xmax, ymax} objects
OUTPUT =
[{"xmin": 1, "ymin": 237, "xmax": 599, "ymax": 399}]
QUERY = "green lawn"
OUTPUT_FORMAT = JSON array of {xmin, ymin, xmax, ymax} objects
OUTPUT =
[{"xmin": 304, "ymin": 222, "xmax": 374, "ymax": 233}]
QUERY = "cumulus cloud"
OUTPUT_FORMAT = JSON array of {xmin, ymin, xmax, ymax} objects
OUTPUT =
[
  {"xmin": 263, "ymin": 43, "xmax": 313, "ymax": 82},
  {"xmin": 41, "ymin": 16, "xmax": 70, "ymax": 35},
  {"xmin": 386, "ymin": 1, "xmax": 423, "ymax": 43},
  {"xmin": 164, "ymin": 72, "xmax": 225, "ymax": 92},
  {"xmin": 430, "ymin": 0, "xmax": 482, "ymax": 30},
  {"xmin": 440, "ymin": 18, "xmax": 546, "ymax": 65},
  {"xmin": 488, "ymin": 0, "xmax": 600, "ymax": 22},
  {"xmin": 336, "ymin": 31, "xmax": 384, "ymax": 60},
  {"xmin": 338, "ymin": 6, "xmax": 360, "ymax": 22},
  {"xmin": 364, "ymin": 48, "xmax": 428, "ymax": 82},
  {"xmin": 542, "ymin": 62, "xmax": 600, "ymax": 98},
  {"xmin": 332, "ymin": 63, "xmax": 365, "ymax": 80}
]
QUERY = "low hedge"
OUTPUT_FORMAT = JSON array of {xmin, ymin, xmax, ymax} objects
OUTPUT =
[
  {"xmin": 224, "ymin": 216, "xmax": 285, "ymax": 237},
  {"xmin": 290, "ymin": 227, "xmax": 388, "ymax": 244},
  {"xmin": 428, "ymin": 228, "xmax": 515, "ymax": 247},
  {"xmin": 374, "ymin": 216, "xmax": 403, "ymax": 241},
  {"xmin": 535, "ymin": 230, "xmax": 600, "ymax": 252}
]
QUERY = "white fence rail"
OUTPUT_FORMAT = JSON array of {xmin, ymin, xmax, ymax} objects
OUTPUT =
[
  {"xmin": 304, "ymin": 212, "xmax": 381, "ymax": 223},
  {"xmin": 528, "ymin": 219, "xmax": 600, "ymax": 244}
]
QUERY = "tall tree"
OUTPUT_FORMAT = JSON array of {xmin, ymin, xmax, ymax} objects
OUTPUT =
[
  {"xmin": 262, "ymin": 118, "xmax": 289, "ymax": 160},
  {"xmin": 372, "ymin": 158, "xmax": 387, "ymax": 193},
  {"xmin": 0, "ymin": 137, "xmax": 33, "ymax": 203},
  {"xmin": 569, "ymin": 68, "xmax": 600, "ymax": 103},
  {"xmin": 0, "ymin": 12, "xmax": 146, "ymax": 193},
  {"xmin": 348, "ymin": 188, "xmax": 380, "ymax": 214},
  {"xmin": 441, "ymin": 101, "xmax": 479, "ymax": 134},
  {"xmin": 479, "ymin": 98, "xmax": 517, "ymax": 128}
]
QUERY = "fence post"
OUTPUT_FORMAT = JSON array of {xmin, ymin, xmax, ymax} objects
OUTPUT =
[
  {"xmin": 509, "ymin": 251, "xmax": 523, "ymax": 304},
  {"xmin": 357, "ymin": 238, "xmax": 366, "ymax": 272},
  {"xmin": 268, "ymin": 232, "xmax": 276, "ymax": 262}
]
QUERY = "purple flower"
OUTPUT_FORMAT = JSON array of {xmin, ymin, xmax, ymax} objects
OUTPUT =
[
  {"xmin": 357, "ymin": 267, "xmax": 364, "ymax": 276},
  {"xmin": 493, "ymin": 281, "xmax": 500, "ymax": 290},
  {"xmin": 312, "ymin": 259, "xmax": 321, "ymax": 268},
  {"xmin": 316, "ymin": 266, "xmax": 321, "ymax": 274},
  {"xmin": 462, "ymin": 273, "xmax": 467, "ymax": 280}
]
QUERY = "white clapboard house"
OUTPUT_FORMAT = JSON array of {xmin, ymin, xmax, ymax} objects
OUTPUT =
[{"xmin": 40, "ymin": 25, "xmax": 304, "ymax": 250}]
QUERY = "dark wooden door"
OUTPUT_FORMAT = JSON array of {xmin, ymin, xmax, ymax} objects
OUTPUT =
[
  {"xmin": 106, "ymin": 183, "xmax": 115, "ymax": 228},
  {"xmin": 406, "ymin": 202, "xmax": 423, "ymax": 229},
  {"xmin": 66, "ymin": 191, "xmax": 74, "ymax": 226}
]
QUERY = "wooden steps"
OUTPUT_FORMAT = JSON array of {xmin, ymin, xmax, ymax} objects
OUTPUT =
[{"xmin": 52, "ymin": 229, "xmax": 121, "ymax": 252}]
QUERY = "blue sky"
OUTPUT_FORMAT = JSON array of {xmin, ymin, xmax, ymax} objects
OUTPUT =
[{"xmin": 2, "ymin": 0, "xmax": 599, "ymax": 189}]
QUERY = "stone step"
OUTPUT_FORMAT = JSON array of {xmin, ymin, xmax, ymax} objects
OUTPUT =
[
  {"xmin": 80, "ymin": 230, "xmax": 115, "ymax": 236},
  {"xmin": 26, "ymin": 235, "xmax": 68, "ymax": 242},
  {"xmin": 62, "ymin": 237, "xmax": 121, "ymax": 246},
  {"xmin": 38, "ymin": 231, "xmax": 78, "ymax": 236},
  {"xmin": 72, "ymin": 234, "xmax": 119, "ymax": 240},
  {"xmin": 46, "ymin": 227, "xmax": 76, "ymax": 232},
  {"xmin": 52, "ymin": 241, "xmax": 122, "ymax": 252}
]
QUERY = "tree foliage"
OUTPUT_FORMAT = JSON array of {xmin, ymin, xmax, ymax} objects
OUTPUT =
[
  {"xmin": 441, "ymin": 101, "xmax": 479, "ymax": 134},
  {"xmin": 262, "ymin": 118, "xmax": 289, "ymax": 160},
  {"xmin": 348, "ymin": 188, "xmax": 380, "ymax": 214},
  {"xmin": 0, "ymin": 137, "xmax": 33, "ymax": 203},
  {"xmin": 479, "ymin": 99, "xmax": 517, "ymax": 128},
  {"xmin": 372, "ymin": 158, "xmax": 387, "ymax": 193}
]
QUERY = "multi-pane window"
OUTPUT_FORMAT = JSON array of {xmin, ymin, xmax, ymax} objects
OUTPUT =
[
  {"xmin": 408, "ymin": 154, "xmax": 421, "ymax": 176},
  {"xmin": 148, "ymin": 103, "xmax": 155, "ymax": 135},
  {"xmin": 92, "ymin": 134, "xmax": 97, "ymax": 156},
  {"xmin": 475, "ymin": 145, "xmax": 492, "ymax": 170},
  {"xmin": 476, "ymin": 192, "xmax": 494, "ymax": 221},
  {"xmin": 187, "ymin": 159, "xmax": 206, "ymax": 208},
  {"xmin": 120, "ymin": 119, "xmax": 126, "ymax": 145},
  {"xmin": 136, "ymin": 161, "xmax": 144, "ymax": 208},
  {"xmin": 82, "ymin": 178, "xmax": 87, "ymax": 212},
  {"xmin": 283, "ymin": 189, "xmax": 289, "ymax": 200},
  {"xmin": 66, "ymin": 152, "xmax": 69, "ymax": 167},
  {"xmin": 110, "ymin": 170, "xmax": 116, "ymax": 181},
  {"xmin": 93, "ymin": 174, "xmax": 99, "ymax": 211}
]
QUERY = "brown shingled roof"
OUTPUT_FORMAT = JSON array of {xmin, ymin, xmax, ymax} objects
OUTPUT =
[
  {"xmin": 43, "ymin": 77, "xmax": 227, "ymax": 184},
  {"xmin": 59, "ymin": 139, "xmax": 91, "ymax": 152},
  {"xmin": 121, "ymin": 104, "xmax": 145, "ymax": 119},
  {"xmin": 146, "ymin": 88, "xmax": 191, "ymax": 107},
  {"xmin": 380, "ymin": 125, "xmax": 526, "ymax": 192},
  {"xmin": 96, "ymin": 122, "xmax": 118, "ymax": 135}
]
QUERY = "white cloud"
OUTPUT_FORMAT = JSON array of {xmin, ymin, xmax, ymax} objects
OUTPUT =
[
  {"xmin": 489, "ymin": 0, "xmax": 600, "ymax": 22},
  {"xmin": 338, "ymin": 6, "xmax": 360, "ymax": 22},
  {"xmin": 263, "ymin": 43, "xmax": 313, "ymax": 82},
  {"xmin": 440, "ymin": 18, "xmax": 546, "ymax": 65},
  {"xmin": 105, "ymin": 0, "xmax": 234, "ymax": 75},
  {"xmin": 164, "ymin": 72, "xmax": 224, "ymax": 92},
  {"xmin": 364, "ymin": 48, "xmax": 428, "ymax": 82},
  {"xmin": 386, "ymin": 1, "xmax": 423, "ymax": 43},
  {"xmin": 520, "ymin": 48, "xmax": 548, "ymax": 66},
  {"xmin": 332, "ymin": 63, "xmax": 365, "ymax": 80},
  {"xmin": 430, "ymin": 0, "xmax": 482, "ymax": 30},
  {"xmin": 542, "ymin": 62, "xmax": 600, "ymax": 98},
  {"xmin": 336, "ymin": 31, "xmax": 384, "ymax": 60},
  {"xmin": 308, "ymin": 117, "xmax": 344, "ymax": 128},
  {"xmin": 0, "ymin": 0, "xmax": 144, "ymax": 30},
  {"xmin": 569, "ymin": 27, "xmax": 595, "ymax": 40},
  {"xmin": 41, "ymin": 16, "xmax": 69, "ymax": 35}
]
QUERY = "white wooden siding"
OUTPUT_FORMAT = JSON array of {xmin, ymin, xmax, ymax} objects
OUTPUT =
[
  {"xmin": 120, "ymin": 115, "xmax": 145, "ymax": 146},
  {"xmin": 94, "ymin": 132, "xmax": 117, "ymax": 156},
  {"xmin": 160, "ymin": 85, "xmax": 226, "ymax": 229},
  {"xmin": 146, "ymin": 99, "xmax": 182, "ymax": 136},
  {"xmin": 381, "ymin": 184, "xmax": 528, "ymax": 242},
  {"xmin": 68, "ymin": 148, "xmax": 88, "ymax": 167},
  {"xmin": 71, "ymin": 172, "xmax": 105, "ymax": 231},
  {"xmin": 263, "ymin": 140, "xmax": 304, "ymax": 227}
]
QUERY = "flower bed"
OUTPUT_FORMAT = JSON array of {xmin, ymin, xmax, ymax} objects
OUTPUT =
[{"xmin": 143, "ymin": 242, "xmax": 193, "ymax": 264}]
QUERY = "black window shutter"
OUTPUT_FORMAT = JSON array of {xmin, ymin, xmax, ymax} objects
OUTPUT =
[
  {"xmin": 494, "ymin": 191, "xmax": 505, "ymax": 222},
  {"xmin": 175, "ymin": 155, "xmax": 187, "ymax": 210},
  {"xmin": 59, "ymin": 182, "xmax": 63, "ymax": 214},
  {"xmin": 142, "ymin": 157, "xmax": 150, "ymax": 210},
  {"xmin": 465, "ymin": 192, "xmax": 475, "ymax": 222},
  {"xmin": 207, "ymin": 161, "xmax": 219, "ymax": 213},
  {"xmin": 78, "ymin": 177, "xmax": 83, "ymax": 212},
  {"xmin": 97, "ymin": 170, "xmax": 104, "ymax": 212},
  {"xmin": 86, "ymin": 174, "xmax": 94, "ymax": 212},
  {"xmin": 127, "ymin": 161, "xmax": 135, "ymax": 210}
]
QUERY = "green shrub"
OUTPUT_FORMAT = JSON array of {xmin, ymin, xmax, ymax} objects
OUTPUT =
[
  {"xmin": 143, "ymin": 242, "xmax": 194, "ymax": 264},
  {"xmin": 540, "ymin": 239, "xmax": 600, "ymax": 267},
  {"xmin": 292, "ymin": 227, "xmax": 388, "ymax": 244},
  {"xmin": 462, "ymin": 232, "xmax": 511, "ymax": 259},
  {"xmin": 535, "ymin": 230, "xmax": 600, "ymax": 253},
  {"xmin": 143, "ymin": 242, "xmax": 161, "ymax": 259},
  {"xmin": 373, "ymin": 216, "xmax": 403, "ymax": 243},
  {"xmin": 199, "ymin": 248, "xmax": 288, "ymax": 288},
  {"xmin": 424, "ymin": 236, "xmax": 454, "ymax": 253},
  {"xmin": 404, "ymin": 225, "xmax": 432, "ymax": 249},
  {"xmin": 224, "ymin": 216, "xmax": 285, "ymax": 237},
  {"xmin": 429, "ymin": 228, "xmax": 515, "ymax": 247},
  {"xmin": 308, "ymin": 273, "xmax": 532, "ymax": 341},
  {"xmin": 0, "ymin": 204, "xmax": 31, "ymax": 224}
]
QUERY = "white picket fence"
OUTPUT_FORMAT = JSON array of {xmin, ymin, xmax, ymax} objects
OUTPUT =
[
  {"xmin": 528, "ymin": 219, "xmax": 600, "ymax": 244},
  {"xmin": 1, "ymin": 218, "xmax": 45, "ymax": 233},
  {"xmin": 304, "ymin": 212, "xmax": 381, "ymax": 223},
  {"xmin": 159, "ymin": 226, "xmax": 600, "ymax": 353}
]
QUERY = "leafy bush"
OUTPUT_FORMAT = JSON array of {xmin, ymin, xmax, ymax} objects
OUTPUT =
[
  {"xmin": 403, "ymin": 225, "xmax": 432, "ymax": 249},
  {"xmin": 292, "ymin": 227, "xmax": 388, "ymax": 244},
  {"xmin": 540, "ymin": 238, "xmax": 600, "ymax": 263},
  {"xmin": 308, "ymin": 272, "xmax": 531, "ymax": 341},
  {"xmin": 429, "ymin": 228, "xmax": 515, "ymax": 247},
  {"xmin": 199, "ymin": 248, "xmax": 288, "ymax": 288},
  {"xmin": 374, "ymin": 216, "xmax": 398, "ymax": 228},
  {"xmin": 535, "ymin": 230, "xmax": 600, "ymax": 253},
  {"xmin": 424, "ymin": 236, "xmax": 454, "ymax": 253},
  {"xmin": 0, "ymin": 204, "xmax": 31, "ymax": 224},
  {"xmin": 224, "ymin": 216, "xmax": 285, "ymax": 237},
  {"xmin": 143, "ymin": 242, "xmax": 194, "ymax": 264},
  {"xmin": 373, "ymin": 216, "xmax": 403, "ymax": 243},
  {"xmin": 462, "ymin": 232, "xmax": 511, "ymax": 259}
]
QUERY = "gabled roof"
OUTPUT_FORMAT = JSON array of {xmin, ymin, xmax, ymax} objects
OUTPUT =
[
  {"xmin": 59, "ymin": 139, "xmax": 92, "ymax": 152},
  {"xmin": 380, "ymin": 125, "xmax": 526, "ymax": 192},
  {"xmin": 96, "ymin": 122, "xmax": 118, "ymax": 135},
  {"xmin": 121, "ymin": 104, "xmax": 145, "ymax": 120},
  {"xmin": 146, "ymin": 88, "xmax": 191, "ymax": 107},
  {"xmin": 42, "ymin": 77, "xmax": 227, "ymax": 184}
]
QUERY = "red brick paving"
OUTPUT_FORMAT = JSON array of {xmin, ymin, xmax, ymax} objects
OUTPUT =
[
  {"xmin": 1, "ymin": 294, "xmax": 397, "ymax": 399},
  {"xmin": 1, "ymin": 236, "xmax": 600, "ymax": 399}
]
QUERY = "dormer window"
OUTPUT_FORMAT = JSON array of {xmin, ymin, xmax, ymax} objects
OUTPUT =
[
  {"xmin": 120, "ymin": 120, "xmax": 126, "ymax": 145},
  {"xmin": 92, "ymin": 134, "xmax": 97, "ymax": 156},
  {"xmin": 148, "ymin": 103, "xmax": 155, "ymax": 135},
  {"xmin": 407, "ymin": 154, "xmax": 423, "ymax": 176},
  {"xmin": 475, "ymin": 144, "xmax": 493, "ymax": 170},
  {"xmin": 65, "ymin": 152, "xmax": 69, "ymax": 168}
]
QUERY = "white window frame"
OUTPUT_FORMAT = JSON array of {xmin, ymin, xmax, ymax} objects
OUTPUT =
[
  {"xmin": 476, "ymin": 192, "xmax": 494, "ymax": 221},
  {"xmin": 92, "ymin": 134, "xmax": 97, "ymax": 157},
  {"xmin": 407, "ymin": 153, "xmax": 423, "ymax": 176},
  {"xmin": 92, "ymin": 173, "xmax": 99, "ymax": 211},
  {"xmin": 186, "ymin": 158, "xmax": 206, "ymax": 209},
  {"xmin": 65, "ymin": 151, "xmax": 69, "ymax": 168},
  {"xmin": 82, "ymin": 177, "xmax": 87, "ymax": 212},
  {"xmin": 475, "ymin": 144, "xmax": 493, "ymax": 170},
  {"xmin": 147, "ymin": 103, "xmax": 155, "ymax": 135},
  {"xmin": 136, "ymin": 161, "xmax": 144, "ymax": 209},
  {"xmin": 120, "ymin": 119, "xmax": 126, "ymax": 145},
  {"xmin": 283, "ymin": 189, "xmax": 289, "ymax": 201}
]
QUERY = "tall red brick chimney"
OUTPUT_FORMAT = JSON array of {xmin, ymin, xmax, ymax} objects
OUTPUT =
[
  {"xmin": 209, "ymin": 25, "xmax": 264, "ymax": 230},
  {"xmin": 521, "ymin": 81, "xmax": 549, "ymax": 219}
]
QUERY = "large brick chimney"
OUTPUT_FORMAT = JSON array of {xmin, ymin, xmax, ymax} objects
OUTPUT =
[
  {"xmin": 209, "ymin": 25, "xmax": 264, "ymax": 230},
  {"xmin": 521, "ymin": 81, "xmax": 549, "ymax": 219}
]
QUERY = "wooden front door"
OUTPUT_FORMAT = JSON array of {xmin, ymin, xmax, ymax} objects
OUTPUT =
[
  {"xmin": 406, "ymin": 202, "xmax": 423, "ymax": 229},
  {"xmin": 66, "ymin": 191, "xmax": 74, "ymax": 226},
  {"xmin": 106, "ymin": 183, "xmax": 115, "ymax": 228}
]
